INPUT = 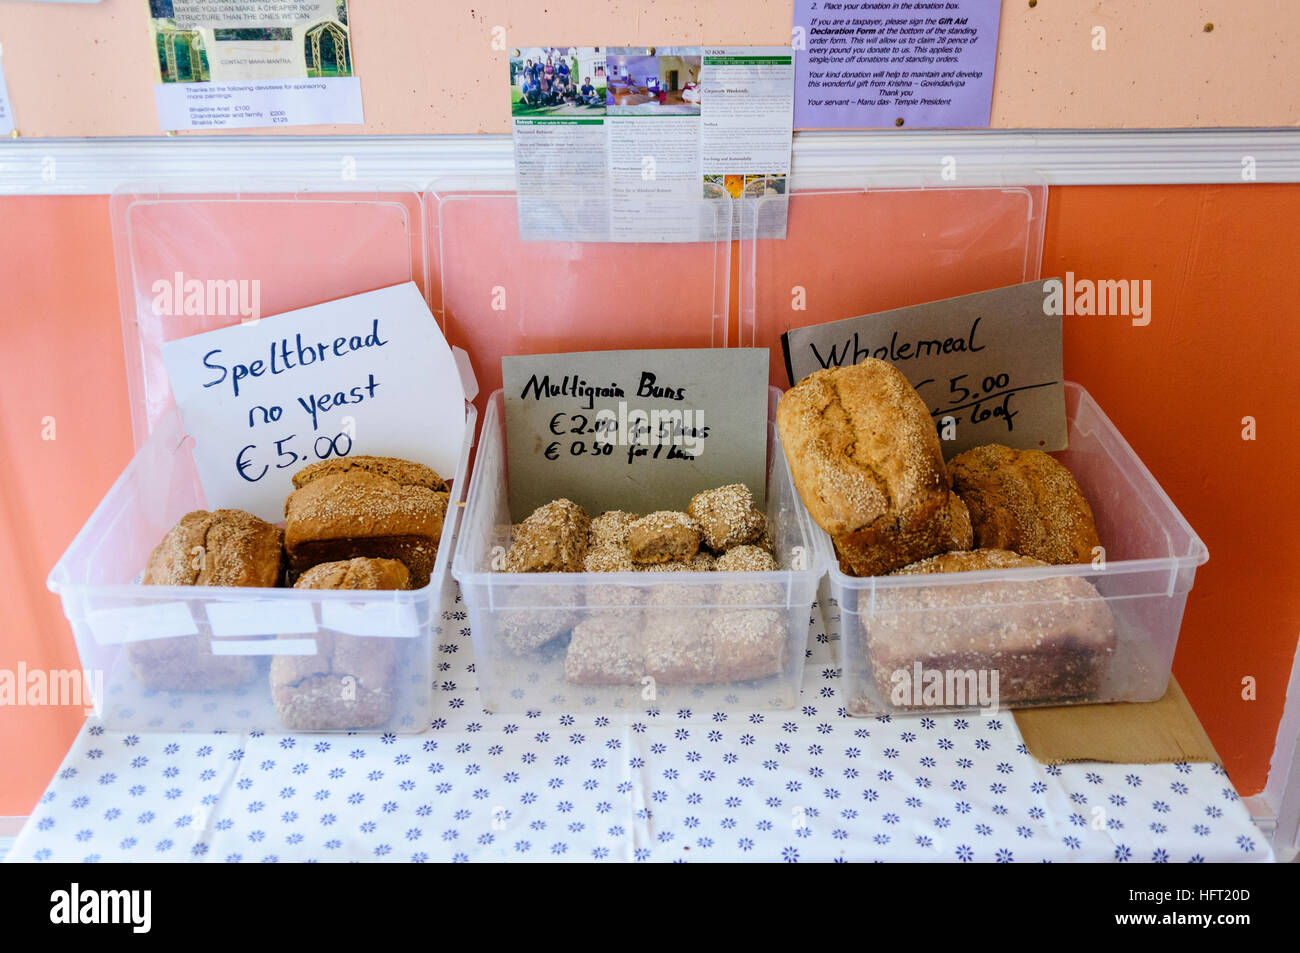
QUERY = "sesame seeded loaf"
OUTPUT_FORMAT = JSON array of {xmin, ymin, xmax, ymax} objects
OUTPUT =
[
  {"xmin": 271, "ymin": 557, "xmax": 409, "ymax": 730},
  {"xmin": 284, "ymin": 455, "xmax": 449, "ymax": 588},
  {"xmin": 863, "ymin": 549, "xmax": 1117, "ymax": 709},
  {"xmin": 130, "ymin": 509, "xmax": 283, "ymax": 692},
  {"xmin": 949, "ymin": 444, "xmax": 1101, "ymax": 565},
  {"xmin": 776, "ymin": 358, "xmax": 957, "ymax": 576}
]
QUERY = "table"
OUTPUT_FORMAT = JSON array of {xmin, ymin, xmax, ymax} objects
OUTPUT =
[{"xmin": 5, "ymin": 589, "xmax": 1271, "ymax": 863}]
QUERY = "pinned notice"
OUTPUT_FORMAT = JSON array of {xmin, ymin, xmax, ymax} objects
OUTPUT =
[
  {"xmin": 782, "ymin": 280, "xmax": 1066, "ymax": 455},
  {"xmin": 161, "ymin": 282, "xmax": 466, "ymax": 522},
  {"xmin": 793, "ymin": 0, "xmax": 1002, "ymax": 129},
  {"xmin": 502, "ymin": 348, "xmax": 770, "ymax": 520}
]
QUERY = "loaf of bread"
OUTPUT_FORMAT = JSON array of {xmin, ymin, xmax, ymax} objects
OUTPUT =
[
  {"xmin": 863, "ymin": 549, "xmax": 1116, "ymax": 708},
  {"xmin": 284, "ymin": 455, "xmax": 449, "ymax": 588},
  {"xmin": 777, "ymin": 359, "xmax": 955, "ymax": 576},
  {"xmin": 949, "ymin": 444, "xmax": 1100, "ymax": 565},
  {"xmin": 131, "ymin": 509, "xmax": 283, "ymax": 691},
  {"xmin": 270, "ymin": 557, "xmax": 409, "ymax": 730}
]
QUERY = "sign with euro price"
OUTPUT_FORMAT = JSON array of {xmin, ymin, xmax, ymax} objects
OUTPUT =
[
  {"xmin": 161, "ymin": 282, "xmax": 467, "ymax": 523},
  {"xmin": 781, "ymin": 279, "xmax": 1067, "ymax": 456}
]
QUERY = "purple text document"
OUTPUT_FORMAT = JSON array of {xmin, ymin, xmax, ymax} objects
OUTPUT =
[{"xmin": 794, "ymin": 0, "xmax": 1002, "ymax": 128}]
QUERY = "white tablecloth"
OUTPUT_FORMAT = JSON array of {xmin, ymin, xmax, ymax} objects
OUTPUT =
[{"xmin": 6, "ymin": 589, "xmax": 1270, "ymax": 863}]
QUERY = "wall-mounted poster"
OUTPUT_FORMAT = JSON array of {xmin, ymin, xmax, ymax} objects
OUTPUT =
[{"xmin": 148, "ymin": 0, "xmax": 363, "ymax": 130}]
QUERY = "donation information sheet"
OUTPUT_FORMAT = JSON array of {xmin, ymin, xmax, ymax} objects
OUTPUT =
[
  {"xmin": 149, "ymin": 0, "xmax": 363, "ymax": 130},
  {"xmin": 510, "ymin": 45, "xmax": 793, "ymax": 242},
  {"xmin": 793, "ymin": 0, "xmax": 1002, "ymax": 128}
]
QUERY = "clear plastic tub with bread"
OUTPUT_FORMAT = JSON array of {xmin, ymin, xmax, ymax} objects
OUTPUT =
[
  {"xmin": 133, "ymin": 455, "xmax": 448, "ymax": 731},
  {"xmin": 777, "ymin": 357, "xmax": 1116, "ymax": 715},
  {"xmin": 492, "ymin": 483, "xmax": 799, "ymax": 694}
]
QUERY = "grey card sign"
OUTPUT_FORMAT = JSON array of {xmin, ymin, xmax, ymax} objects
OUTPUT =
[
  {"xmin": 502, "ymin": 348, "xmax": 770, "ymax": 521},
  {"xmin": 781, "ymin": 280, "xmax": 1067, "ymax": 456}
]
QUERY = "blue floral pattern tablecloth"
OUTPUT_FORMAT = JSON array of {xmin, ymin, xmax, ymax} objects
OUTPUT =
[{"xmin": 5, "ymin": 589, "xmax": 1270, "ymax": 863}]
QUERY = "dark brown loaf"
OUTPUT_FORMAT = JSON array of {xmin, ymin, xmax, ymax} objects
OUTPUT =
[
  {"xmin": 284, "ymin": 455, "xmax": 449, "ymax": 587},
  {"xmin": 777, "ymin": 359, "xmax": 955, "ymax": 576},
  {"xmin": 132, "ymin": 509, "xmax": 283, "ymax": 691},
  {"xmin": 949, "ymin": 444, "xmax": 1100, "ymax": 565},
  {"xmin": 863, "ymin": 548, "xmax": 1116, "ymax": 708},
  {"xmin": 271, "ymin": 556, "xmax": 410, "ymax": 730}
]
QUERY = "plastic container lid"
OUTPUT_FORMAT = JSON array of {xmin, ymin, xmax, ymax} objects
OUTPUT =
[
  {"xmin": 738, "ymin": 184, "xmax": 1048, "ymax": 386},
  {"xmin": 111, "ymin": 185, "xmax": 427, "ymax": 447},
  {"xmin": 424, "ymin": 185, "xmax": 733, "ymax": 409}
]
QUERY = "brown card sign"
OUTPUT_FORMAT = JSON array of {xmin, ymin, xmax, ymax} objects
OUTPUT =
[
  {"xmin": 781, "ymin": 280, "xmax": 1067, "ymax": 456},
  {"xmin": 502, "ymin": 348, "xmax": 770, "ymax": 521}
]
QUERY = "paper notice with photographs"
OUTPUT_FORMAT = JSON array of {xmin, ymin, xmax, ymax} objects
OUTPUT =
[
  {"xmin": 149, "ymin": 0, "xmax": 363, "ymax": 130},
  {"xmin": 510, "ymin": 46, "xmax": 793, "ymax": 242}
]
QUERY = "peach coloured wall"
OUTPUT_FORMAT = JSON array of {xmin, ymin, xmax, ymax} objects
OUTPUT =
[
  {"xmin": 0, "ymin": 0, "xmax": 1297, "ymax": 137},
  {"xmin": 1, "ymin": 184, "xmax": 1298, "ymax": 818}
]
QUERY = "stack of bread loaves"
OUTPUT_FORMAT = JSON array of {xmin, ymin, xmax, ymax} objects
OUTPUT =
[
  {"xmin": 132, "ymin": 455, "xmax": 448, "ymax": 730},
  {"xmin": 777, "ymin": 358, "xmax": 1116, "ymax": 707}
]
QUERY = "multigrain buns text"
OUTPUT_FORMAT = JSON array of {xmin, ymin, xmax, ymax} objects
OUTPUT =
[{"xmin": 776, "ymin": 358, "xmax": 955, "ymax": 576}]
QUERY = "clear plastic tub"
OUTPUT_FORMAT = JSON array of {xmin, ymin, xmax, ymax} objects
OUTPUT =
[
  {"xmin": 453, "ymin": 387, "xmax": 824, "ymax": 714},
  {"xmin": 826, "ymin": 382, "xmax": 1209, "ymax": 716},
  {"xmin": 45, "ymin": 186, "xmax": 475, "ymax": 733},
  {"xmin": 47, "ymin": 402, "xmax": 474, "ymax": 733}
]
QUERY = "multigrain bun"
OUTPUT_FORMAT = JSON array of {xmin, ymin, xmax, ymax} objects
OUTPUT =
[
  {"xmin": 861, "ymin": 548, "xmax": 1116, "ymax": 708},
  {"xmin": 948, "ymin": 444, "xmax": 1100, "ymax": 565},
  {"xmin": 505, "ymin": 498, "xmax": 590, "ymax": 572},
  {"xmin": 776, "ymin": 359, "xmax": 954, "ymax": 576},
  {"xmin": 132, "ymin": 509, "xmax": 283, "ymax": 691},
  {"xmin": 284, "ymin": 455, "xmax": 449, "ymax": 587},
  {"xmin": 271, "ymin": 557, "xmax": 410, "ymax": 730}
]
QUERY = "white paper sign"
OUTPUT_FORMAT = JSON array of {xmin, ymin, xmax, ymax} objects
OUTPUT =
[
  {"xmin": 154, "ymin": 77, "xmax": 363, "ymax": 131},
  {"xmin": 88, "ymin": 603, "xmax": 198, "ymax": 645},
  {"xmin": 161, "ymin": 282, "xmax": 466, "ymax": 523},
  {"xmin": 207, "ymin": 601, "xmax": 318, "ymax": 637}
]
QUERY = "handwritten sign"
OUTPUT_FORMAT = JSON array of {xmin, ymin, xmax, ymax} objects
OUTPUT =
[
  {"xmin": 781, "ymin": 280, "xmax": 1066, "ymax": 455},
  {"xmin": 161, "ymin": 282, "xmax": 466, "ymax": 522},
  {"xmin": 502, "ymin": 349, "xmax": 770, "ymax": 520}
]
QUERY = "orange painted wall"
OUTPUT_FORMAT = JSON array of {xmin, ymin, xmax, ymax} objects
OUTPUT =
[
  {"xmin": 0, "ymin": 184, "xmax": 1297, "ymax": 815},
  {"xmin": 0, "ymin": 0, "xmax": 1297, "ymax": 136}
]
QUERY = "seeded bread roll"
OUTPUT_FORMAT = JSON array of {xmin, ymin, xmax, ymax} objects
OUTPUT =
[
  {"xmin": 627, "ymin": 511, "xmax": 703, "ymax": 565},
  {"xmin": 588, "ymin": 510, "xmax": 639, "ymax": 551},
  {"xmin": 504, "ymin": 499, "xmax": 590, "ymax": 572},
  {"xmin": 688, "ymin": 484, "xmax": 767, "ymax": 552},
  {"xmin": 284, "ymin": 455, "xmax": 448, "ymax": 588},
  {"xmin": 777, "ymin": 359, "xmax": 954, "ymax": 576},
  {"xmin": 564, "ymin": 616, "xmax": 643, "ymax": 685},
  {"xmin": 862, "ymin": 548, "xmax": 1116, "ymax": 709},
  {"xmin": 715, "ymin": 545, "xmax": 779, "ymax": 573},
  {"xmin": 271, "ymin": 557, "xmax": 409, "ymax": 730},
  {"xmin": 949, "ymin": 444, "xmax": 1100, "ymax": 565},
  {"xmin": 131, "ymin": 509, "xmax": 283, "ymax": 692}
]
